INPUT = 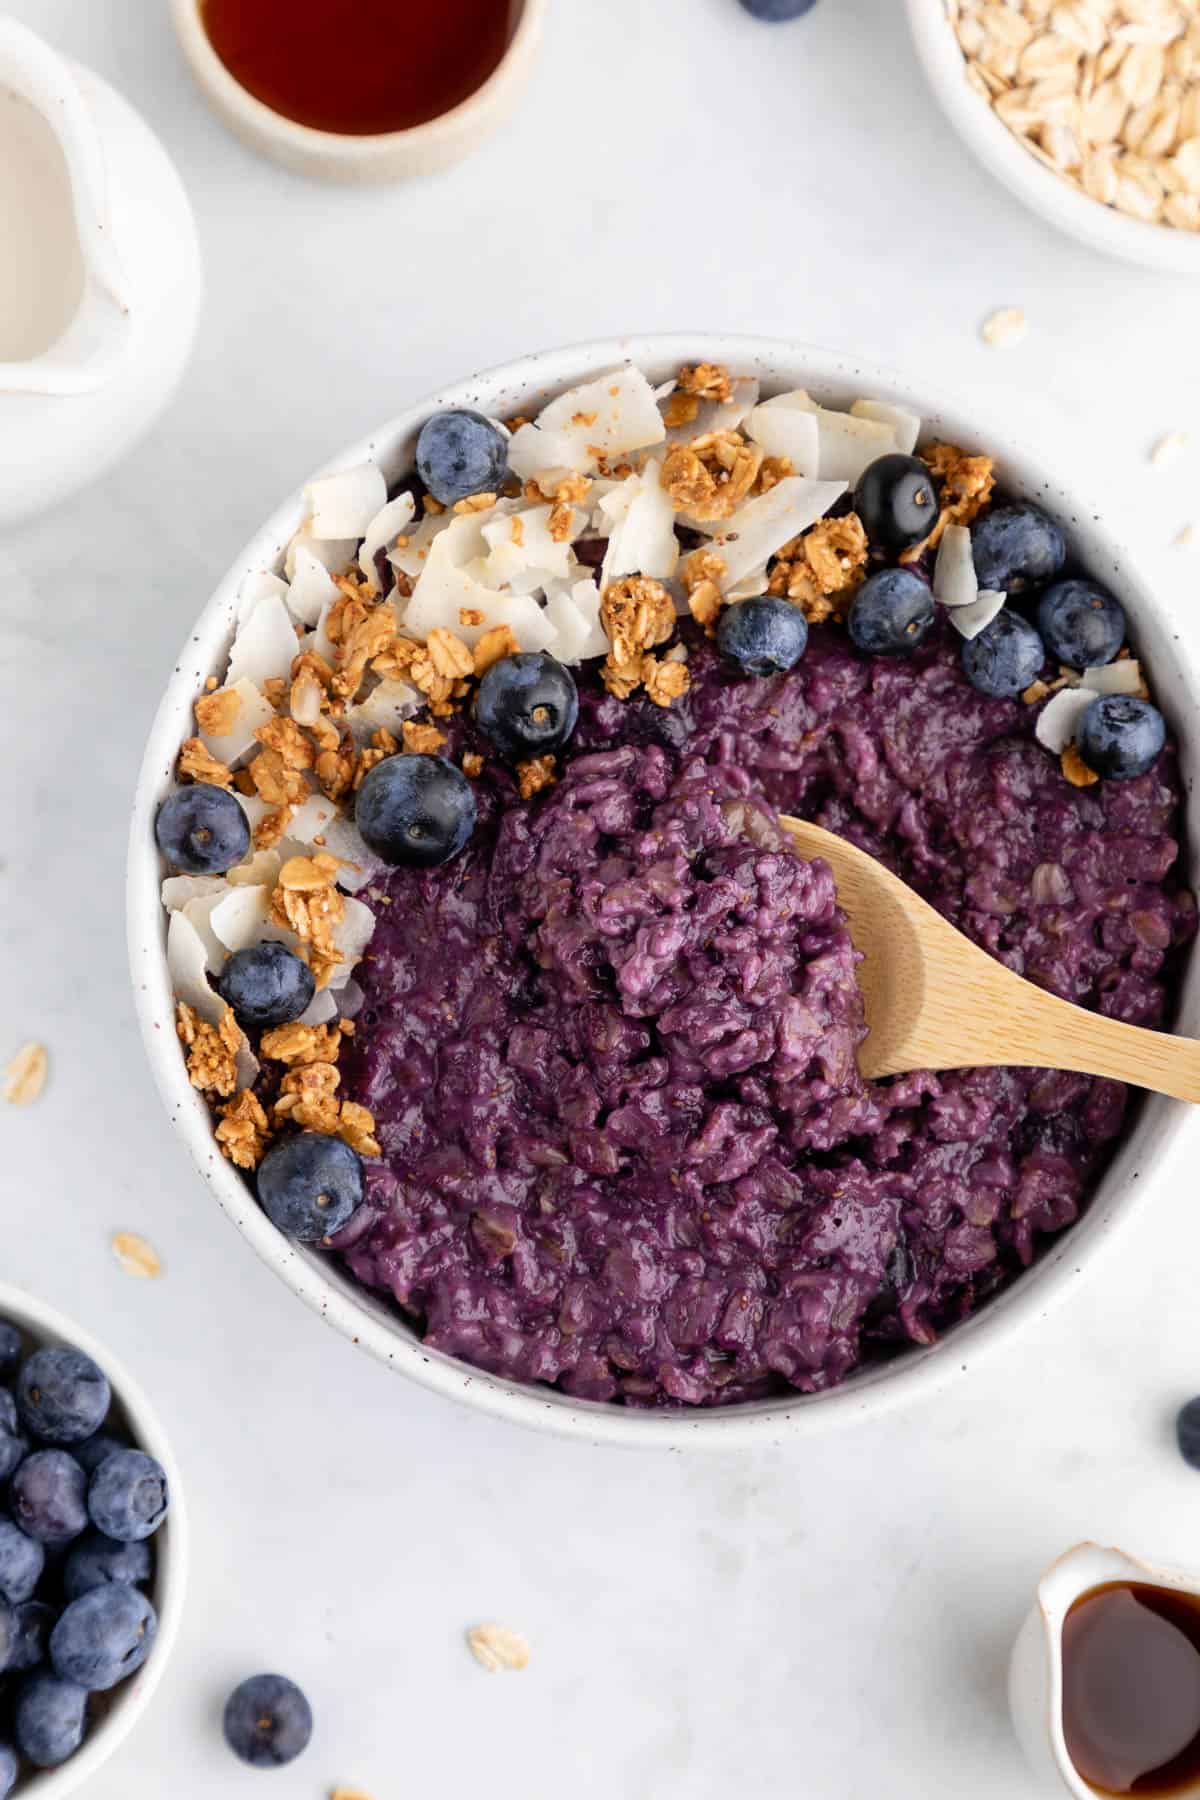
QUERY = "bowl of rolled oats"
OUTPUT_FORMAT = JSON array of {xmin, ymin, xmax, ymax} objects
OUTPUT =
[
  {"xmin": 908, "ymin": 0, "xmax": 1200, "ymax": 271},
  {"xmin": 128, "ymin": 334, "xmax": 1200, "ymax": 1449}
]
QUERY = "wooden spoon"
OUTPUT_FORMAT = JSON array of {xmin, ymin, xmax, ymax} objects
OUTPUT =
[{"xmin": 780, "ymin": 816, "xmax": 1200, "ymax": 1103}]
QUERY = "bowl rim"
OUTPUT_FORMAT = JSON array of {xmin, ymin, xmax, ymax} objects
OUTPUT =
[
  {"xmin": 169, "ymin": 0, "xmax": 547, "ymax": 163},
  {"xmin": 904, "ymin": 0, "xmax": 1200, "ymax": 275},
  {"xmin": 128, "ymin": 330, "xmax": 1200, "ymax": 1451},
  {"xmin": 0, "ymin": 1278, "xmax": 188, "ymax": 1796}
]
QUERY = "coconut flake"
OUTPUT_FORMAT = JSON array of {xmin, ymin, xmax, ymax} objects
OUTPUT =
[
  {"xmin": 305, "ymin": 462, "xmax": 388, "ymax": 540},
  {"xmin": 287, "ymin": 544, "xmax": 340, "ymax": 629},
  {"xmin": 237, "ymin": 570, "xmax": 289, "ymax": 628},
  {"xmin": 200, "ymin": 678, "xmax": 276, "ymax": 766},
  {"xmin": 744, "ymin": 403, "xmax": 820, "ymax": 477},
  {"xmin": 1035, "ymin": 686, "xmax": 1097, "ymax": 753},
  {"xmin": 666, "ymin": 377, "xmax": 762, "ymax": 444},
  {"xmin": 480, "ymin": 504, "xmax": 580, "ymax": 591},
  {"xmin": 285, "ymin": 529, "xmax": 357, "ymax": 581},
  {"xmin": 405, "ymin": 526, "xmax": 557, "ymax": 652},
  {"xmin": 359, "ymin": 492, "xmax": 417, "ymax": 584},
  {"xmin": 327, "ymin": 897, "xmax": 376, "ymax": 987},
  {"xmin": 389, "ymin": 510, "xmax": 456, "ymax": 582},
  {"xmin": 166, "ymin": 911, "xmax": 222, "ymax": 1023},
  {"xmin": 1081, "ymin": 659, "xmax": 1144, "ymax": 696},
  {"xmin": 236, "ymin": 1042, "xmax": 260, "ymax": 1089},
  {"xmin": 933, "ymin": 524, "xmax": 979, "ymax": 610},
  {"xmin": 298, "ymin": 987, "xmax": 339, "ymax": 1027},
  {"xmin": 700, "ymin": 478, "xmax": 846, "ymax": 589},
  {"xmin": 182, "ymin": 893, "xmax": 229, "ymax": 967},
  {"xmin": 161, "ymin": 874, "xmax": 225, "ymax": 912},
  {"xmin": 543, "ymin": 580, "xmax": 608, "ymax": 664},
  {"xmin": 226, "ymin": 593, "xmax": 299, "ymax": 691},
  {"xmin": 282, "ymin": 791, "xmax": 341, "ymax": 845},
  {"xmin": 234, "ymin": 791, "xmax": 270, "ymax": 835},
  {"xmin": 226, "ymin": 849, "xmax": 283, "ymax": 889},
  {"xmin": 753, "ymin": 392, "xmax": 897, "ymax": 483},
  {"xmin": 505, "ymin": 425, "xmax": 579, "ymax": 487},
  {"xmin": 209, "ymin": 885, "xmax": 275, "ymax": 954},
  {"xmin": 317, "ymin": 814, "xmax": 378, "ymax": 892},
  {"xmin": 599, "ymin": 464, "xmax": 679, "ymax": 588},
  {"xmin": 346, "ymin": 679, "xmax": 422, "ymax": 744},
  {"xmin": 949, "ymin": 589, "xmax": 1006, "ymax": 640},
  {"xmin": 512, "ymin": 367, "xmax": 666, "ymax": 477},
  {"xmin": 851, "ymin": 399, "xmax": 921, "ymax": 456}
]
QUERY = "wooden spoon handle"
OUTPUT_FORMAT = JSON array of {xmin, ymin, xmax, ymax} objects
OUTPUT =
[{"xmin": 971, "ymin": 976, "xmax": 1200, "ymax": 1105}]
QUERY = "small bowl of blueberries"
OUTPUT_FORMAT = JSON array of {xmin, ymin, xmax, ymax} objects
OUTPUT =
[{"xmin": 0, "ymin": 1282, "xmax": 185, "ymax": 1796}]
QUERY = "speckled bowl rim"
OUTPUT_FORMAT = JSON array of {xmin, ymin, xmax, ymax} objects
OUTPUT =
[
  {"xmin": 905, "ymin": 0, "xmax": 1200, "ymax": 274},
  {"xmin": 128, "ymin": 332, "xmax": 1200, "ymax": 1450},
  {"xmin": 0, "ymin": 1279, "xmax": 187, "ymax": 1795}
]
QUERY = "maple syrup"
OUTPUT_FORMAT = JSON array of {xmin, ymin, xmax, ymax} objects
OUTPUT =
[
  {"xmin": 1063, "ymin": 1583, "xmax": 1200, "ymax": 1796},
  {"xmin": 199, "ymin": 0, "xmax": 519, "ymax": 138}
]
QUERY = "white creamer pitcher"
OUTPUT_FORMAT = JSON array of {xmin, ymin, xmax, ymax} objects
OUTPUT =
[{"xmin": 0, "ymin": 19, "xmax": 202, "ymax": 527}]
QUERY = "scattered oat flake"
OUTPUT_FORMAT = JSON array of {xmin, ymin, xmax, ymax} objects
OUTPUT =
[
  {"xmin": 1174, "ymin": 523, "xmax": 1198, "ymax": 548},
  {"xmin": 4, "ymin": 1042, "xmax": 47, "ymax": 1106},
  {"xmin": 111, "ymin": 1233, "xmax": 163, "ymax": 1280},
  {"xmin": 331, "ymin": 1790, "xmax": 376, "ymax": 1800},
  {"xmin": 1151, "ymin": 430, "xmax": 1189, "ymax": 468},
  {"xmin": 981, "ymin": 307, "xmax": 1028, "ymax": 348},
  {"xmin": 467, "ymin": 1623, "xmax": 530, "ymax": 1673}
]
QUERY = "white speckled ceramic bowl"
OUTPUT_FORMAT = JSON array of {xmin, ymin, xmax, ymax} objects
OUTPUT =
[
  {"xmin": 906, "ymin": 0, "xmax": 1200, "ymax": 275},
  {"xmin": 128, "ymin": 333, "xmax": 1200, "ymax": 1450},
  {"xmin": 0, "ymin": 1280, "xmax": 187, "ymax": 1795},
  {"xmin": 170, "ymin": 0, "xmax": 546, "ymax": 183}
]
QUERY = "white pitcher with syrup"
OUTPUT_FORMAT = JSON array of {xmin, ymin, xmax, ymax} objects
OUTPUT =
[{"xmin": 0, "ymin": 18, "xmax": 202, "ymax": 527}]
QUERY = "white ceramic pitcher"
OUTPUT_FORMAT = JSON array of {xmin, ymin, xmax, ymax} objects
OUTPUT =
[{"xmin": 0, "ymin": 19, "xmax": 202, "ymax": 527}]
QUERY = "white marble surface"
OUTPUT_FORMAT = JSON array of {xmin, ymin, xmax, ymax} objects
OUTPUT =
[{"xmin": 4, "ymin": 0, "xmax": 1200, "ymax": 1794}]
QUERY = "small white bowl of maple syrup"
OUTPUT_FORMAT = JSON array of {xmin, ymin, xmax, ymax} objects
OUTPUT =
[
  {"xmin": 171, "ymin": 0, "xmax": 546, "ymax": 183},
  {"xmin": 1010, "ymin": 1542, "xmax": 1200, "ymax": 1797}
]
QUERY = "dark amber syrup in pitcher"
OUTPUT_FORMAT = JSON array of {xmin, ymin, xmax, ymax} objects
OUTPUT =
[
  {"xmin": 1062, "ymin": 1583, "xmax": 1200, "ymax": 1796},
  {"xmin": 200, "ymin": 0, "xmax": 519, "ymax": 137}
]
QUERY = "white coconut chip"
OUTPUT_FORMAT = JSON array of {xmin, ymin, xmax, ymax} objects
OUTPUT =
[
  {"xmin": 542, "ymin": 580, "xmax": 608, "ymax": 664},
  {"xmin": 666, "ymin": 377, "xmax": 762, "ymax": 444},
  {"xmin": 932, "ymin": 524, "xmax": 979, "ymax": 610},
  {"xmin": 307, "ymin": 595, "xmax": 338, "ymax": 667},
  {"xmin": 505, "ymin": 425, "xmax": 579, "ymax": 488},
  {"xmin": 226, "ymin": 849, "xmax": 282, "ymax": 889},
  {"xmin": 161, "ymin": 874, "xmax": 225, "ymax": 913},
  {"xmin": 599, "ymin": 464, "xmax": 679, "ymax": 588},
  {"xmin": 404, "ymin": 527, "xmax": 558, "ymax": 653},
  {"xmin": 305, "ymin": 462, "xmax": 388, "ymax": 541},
  {"xmin": 949, "ymin": 589, "xmax": 1007, "ymax": 640},
  {"xmin": 236, "ymin": 1043, "xmax": 260, "ymax": 1089},
  {"xmin": 850, "ymin": 399, "xmax": 921, "ymax": 456},
  {"xmin": 752, "ymin": 391, "xmax": 897, "ymax": 483},
  {"xmin": 284, "ymin": 791, "xmax": 342, "ymax": 845},
  {"xmin": 298, "ymin": 987, "xmax": 339, "ymax": 1027},
  {"xmin": 389, "ymin": 510, "xmax": 456, "ymax": 582},
  {"xmin": 317, "ymin": 814, "xmax": 379, "ymax": 892},
  {"xmin": 345, "ymin": 679, "xmax": 422, "ymax": 744},
  {"xmin": 359, "ymin": 492, "xmax": 417, "ymax": 585},
  {"xmin": 511, "ymin": 367, "xmax": 666, "ymax": 478},
  {"xmin": 653, "ymin": 378, "xmax": 677, "ymax": 402},
  {"xmin": 209, "ymin": 885, "xmax": 276, "ymax": 955},
  {"xmin": 285, "ymin": 529, "xmax": 357, "ymax": 581},
  {"xmin": 1035, "ymin": 686, "xmax": 1097, "ymax": 754},
  {"xmin": 744, "ymin": 403, "xmax": 820, "ymax": 478},
  {"xmin": 226, "ymin": 593, "xmax": 300, "ymax": 691},
  {"xmin": 1080, "ymin": 659, "xmax": 1144, "ymax": 696},
  {"xmin": 326, "ymin": 897, "xmax": 376, "ymax": 988},
  {"xmin": 480, "ymin": 504, "xmax": 581, "ymax": 591},
  {"xmin": 237, "ymin": 570, "xmax": 290, "ymax": 628},
  {"xmin": 234, "ymin": 791, "xmax": 270, "ymax": 835},
  {"xmin": 200, "ymin": 678, "xmax": 276, "ymax": 766},
  {"xmin": 287, "ymin": 544, "xmax": 340, "ymax": 629},
  {"xmin": 182, "ymin": 893, "xmax": 229, "ymax": 967},
  {"xmin": 166, "ymin": 910, "xmax": 222, "ymax": 1023},
  {"xmin": 699, "ymin": 478, "xmax": 847, "ymax": 591}
]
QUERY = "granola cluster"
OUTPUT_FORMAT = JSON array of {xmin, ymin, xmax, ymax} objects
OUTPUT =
[{"xmin": 599, "ymin": 576, "xmax": 689, "ymax": 704}]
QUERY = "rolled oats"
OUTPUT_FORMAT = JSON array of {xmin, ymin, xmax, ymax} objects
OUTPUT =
[
  {"xmin": 981, "ymin": 305, "xmax": 1030, "ymax": 347},
  {"xmin": 466, "ymin": 1624, "xmax": 531, "ymax": 1673},
  {"xmin": 516, "ymin": 755, "xmax": 557, "ymax": 799},
  {"xmin": 4, "ymin": 1041, "xmax": 47, "ymax": 1106},
  {"xmin": 112, "ymin": 1233, "xmax": 163, "ymax": 1279}
]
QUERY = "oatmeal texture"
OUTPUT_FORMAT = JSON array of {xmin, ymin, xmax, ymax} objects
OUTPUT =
[{"xmin": 333, "ymin": 625, "xmax": 1195, "ymax": 1407}]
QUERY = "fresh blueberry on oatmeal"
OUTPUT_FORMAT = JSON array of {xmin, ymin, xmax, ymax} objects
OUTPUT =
[
  {"xmin": 475, "ymin": 652, "xmax": 579, "ymax": 759},
  {"xmin": 218, "ymin": 943, "xmax": 316, "ymax": 1031},
  {"xmin": 847, "ymin": 568, "xmax": 935, "ymax": 655},
  {"xmin": 415, "ymin": 408, "xmax": 508, "ymax": 506},
  {"xmin": 1077, "ymin": 695, "xmax": 1167, "ymax": 781},
  {"xmin": 154, "ymin": 783, "xmax": 250, "ymax": 876},
  {"xmin": 158, "ymin": 357, "xmax": 1194, "ymax": 1408},
  {"xmin": 1038, "ymin": 578, "xmax": 1127, "ymax": 670},
  {"xmin": 717, "ymin": 595, "xmax": 809, "ymax": 676}
]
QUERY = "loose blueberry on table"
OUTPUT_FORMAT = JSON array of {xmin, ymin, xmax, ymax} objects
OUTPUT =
[
  {"xmin": 0, "ymin": 1324, "xmax": 171, "ymax": 1781},
  {"xmin": 223, "ymin": 1673, "xmax": 313, "ymax": 1768}
]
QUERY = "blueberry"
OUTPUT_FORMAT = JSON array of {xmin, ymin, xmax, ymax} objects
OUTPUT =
[
  {"xmin": 64, "ymin": 1533, "xmax": 153, "ymax": 1602},
  {"xmin": 0, "ymin": 1594, "xmax": 15, "ymax": 1670},
  {"xmin": 970, "ymin": 502, "xmax": 1066, "ymax": 596},
  {"xmin": 0, "ymin": 1395, "xmax": 27, "ymax": 1483},
  {"xmin": 257, "ymin": 1133, "xmax": 363, "ymax": 1241},
  {"xmin": 717, "ymin": 596, "xmax": 809, "ymax": 676},
  {"xmin": 1177, "ymin": 1396, "xmax": 1200, "ymax": 1469},
  {"xmin": 737, "ymin": 0, "xmax": 818, "ymax": 16},
  {"xmin": 88, "ymin": 1450, "xmax": 168, "ymax": 1543},
  {"xmin": 71, "ymin": 1431, "xmax": 128, "ymax": 1480},
  {"xmin": 475, "ymin": 653, "xmax": 580, "ymax": 760},
  {"xmin": 17, "ymin": 1348, "xmax": 110, "ymax": 1445},
  {"xmin": 854, "ymin": 454, "xmax": 940, "ymax": 553},
  {"xmin": 356, "ymin": 754, "xmax": 476, "ymax": 869},
  {"xmin": 10, "ymin": 1600, "xmax": 54, "ymax": 1670},
  {"xmin": 14, "ymin": 1672, "xmax": 88, "ymax": 1766},
  {"xmin": 960, "ymin": 610, "xmax": 1045, "ymax": 698},
  {"xmin": 1076, "ymin": 694, "xmax": 1166, "ymax": 781},
  {"xmin": 12, "ymin": 1452, "xmax": 88, "ymax": 1546},
  {"xmin": 154, "ymin": 783, "xmax": 250, "ymax": 876},
  {"xmin": 1037, "ymin": 577, "xmax": 1126, "ymax": 669},
  {"xmin": 218, "ymin": 942, "xmax": 315, "ymax": 1031},
  {"xmin": 0, "ymin": 1519, "xmax": 44, "ymax": 1603},
  {"xmin": 50, "ymin": 1585, "xmax": 157, "ymax": 1691},
  {"xmin": 223, "ymin": 1673, "xmax": 313, "ymax": 1769},
  {"xmin": 415, "ymin": 410, "xmax": 508, "ymax": 506},
  {"xmin": 0, "ymin": 1743, "xmax": 16, "ymax": 1797},
  {"xmin": 847, "ymin": 568, "xmax": 935, "ymax": 656},
  {"xmin": 0, "ymin": 1323, "xmax": 23, "ymax": 1379}
]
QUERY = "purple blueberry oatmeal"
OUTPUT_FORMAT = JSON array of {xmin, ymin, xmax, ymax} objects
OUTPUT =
[{"xmin": 155, "ymin": 357, "xmax": 1194, "ymax": 1407}]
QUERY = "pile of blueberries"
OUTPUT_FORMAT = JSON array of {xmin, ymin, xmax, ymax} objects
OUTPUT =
[{"xmin": 0, "ymin": 1325, "xmax": 168, "ymax": 1787}]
